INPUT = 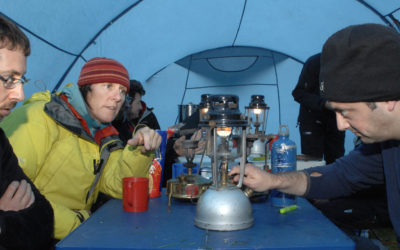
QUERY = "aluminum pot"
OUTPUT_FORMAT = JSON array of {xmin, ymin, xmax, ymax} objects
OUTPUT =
[{"xmin": 178, "ymin": 103, "xmax": 199, "ymax": 123}]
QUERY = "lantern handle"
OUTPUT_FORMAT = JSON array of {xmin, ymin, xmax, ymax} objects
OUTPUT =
[{"xmin": 237, "ymin": 130, "xmax": 247, "ymax": 188}]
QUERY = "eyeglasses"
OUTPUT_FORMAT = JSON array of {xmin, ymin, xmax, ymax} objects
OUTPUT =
[{"xmin": 0, "ymin": 75, "xmax": 30, "ymax": 89}]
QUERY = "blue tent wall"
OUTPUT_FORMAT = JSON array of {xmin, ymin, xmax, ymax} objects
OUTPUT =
[
  {"xmin": 1, "ymin": 0, "xmax": 400, "ymax": 154},
  {"xmin": 142, "ymin": 47, "xmax": 324, "ymax": 152}
]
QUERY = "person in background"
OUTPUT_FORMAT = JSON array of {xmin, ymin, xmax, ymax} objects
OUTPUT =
[
  {"xmin": 113, "ymin": 79, "xmax": 160, "ymax": 144},
  {"xmin": 0, "ymin": 14, "xmax": 54, "ymax": 249},
  {"xmin": 0, "ymin": 57, "xmax": 161, "ymax": 240},
  {"xmin": 292, "ymin": 53, "xmax": 345, "ymax": 164},
  {"xmin": 230, "ymin": 23, "xmax": 400, "ymax": 248}
]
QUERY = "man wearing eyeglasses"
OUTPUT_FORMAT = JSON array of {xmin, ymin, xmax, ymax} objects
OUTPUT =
[
  {"xmin": 0, "ymin": 15, "xmax": 54, "ymax": 249},
  {"xmin": 0, "ymin": 75, "xmax": 28, "ymax": 118}
]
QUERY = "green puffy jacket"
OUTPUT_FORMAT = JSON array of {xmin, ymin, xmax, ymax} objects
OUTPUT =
[{"xmin": 0, "ymin": 90, "xmax": 153, "ymax": 239}]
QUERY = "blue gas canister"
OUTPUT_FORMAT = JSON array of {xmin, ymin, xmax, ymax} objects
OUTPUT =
[{"xmin": 270, "ymin": 125, "xmax": 297, "ymax": 207}]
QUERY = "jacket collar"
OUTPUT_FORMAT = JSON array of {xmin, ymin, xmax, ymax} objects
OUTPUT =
[
  {"xmin": 61, "ymin": 83, "xmax": 109, "ymax": 137},
  {"xmin": 44, "ymin": 84, "xmax": 120, "ymax": 144}
]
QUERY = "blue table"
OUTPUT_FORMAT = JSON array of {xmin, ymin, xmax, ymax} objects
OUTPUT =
[{"xmin": 57, "ymin": 192, "xmax": 355, "ymax": 249}]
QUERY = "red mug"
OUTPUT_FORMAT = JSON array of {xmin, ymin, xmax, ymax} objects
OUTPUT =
[{"xmin": 122, "ymin": 177, "xmax": 149, "ymax": 212}]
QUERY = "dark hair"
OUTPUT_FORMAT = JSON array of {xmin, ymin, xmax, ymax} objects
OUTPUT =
[
  {"xmin": 79, "ymin": 85, "xmax": 92, "ymax": 101},
  {"xmin": 128, "ymin": 80, "xmax": 145, "ymax": 101},
  {"xmin": 0, "ymin": 15, "xmax": 30, "ymax": 56},
  {"xmin": 366, "ymin": 102, "xmax": 377, "ymax": 110}
]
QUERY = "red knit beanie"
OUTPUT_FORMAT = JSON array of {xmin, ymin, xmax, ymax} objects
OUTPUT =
[{"xmin": 77, "ymin": 57, "xmax": 130, "ymax": 92}]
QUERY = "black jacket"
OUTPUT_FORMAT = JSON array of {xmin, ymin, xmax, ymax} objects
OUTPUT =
[
  {"xmin": 113, "ymin": 102, "xmax": 160, "ymax": 145},
  {"xmin": 292, "ymin": 53, "xmax": 336, "ymax": 123},
  {"xmin": 0, "ymin": 128, "xmax": 54, "ymax": 250}
]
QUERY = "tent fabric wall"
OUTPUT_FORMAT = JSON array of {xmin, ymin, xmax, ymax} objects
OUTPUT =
[
  {"xmin": 144, "ymin": 47, "xmax": 307, "ymax": 152},
  {"xmin": 1, "ymin": 0, "xmax": 400, "ymax": 154}
]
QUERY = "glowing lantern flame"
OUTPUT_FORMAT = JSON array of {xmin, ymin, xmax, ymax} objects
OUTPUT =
[
  {"xmin": 253, "ymin": 108, "xmax": 262, "ymax": 115},
  {"xmin": 216, "ymin": 127, "xmax": 232, "ymax": 137},
  {"xmin": 201, "ymin": 107, "xmax": 209, "ymax": 114}
]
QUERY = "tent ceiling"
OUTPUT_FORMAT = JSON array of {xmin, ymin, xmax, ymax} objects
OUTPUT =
[
  {"xmin": 1, "ymin": 0, "xmax": 400, "ymax": 153},
  {"xmin": 1, "ymin": 0, "xmax": 399, "ymax": 97}
]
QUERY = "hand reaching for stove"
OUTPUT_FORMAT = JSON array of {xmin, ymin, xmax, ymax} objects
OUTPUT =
[
  {"xmin": 229, "ymin": 164, "xmax": 309, "ymax": 196},
  {"xmin": 173, "ymin": 129, "xmax": 205, "ymax": 156}
]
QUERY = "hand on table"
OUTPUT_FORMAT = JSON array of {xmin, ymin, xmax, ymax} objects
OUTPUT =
[{"xmin": 0, "ymin": 179, "xmax": 35, "ymax": 211}]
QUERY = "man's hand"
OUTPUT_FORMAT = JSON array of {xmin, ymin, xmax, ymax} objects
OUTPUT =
[
  {"xmin": 229, "ymin": 164, "xmax": 272, "ymax": 192},
  {"xmin": 173, "ymin": 129, "xmax": 205, "ymax": 156},
  {"xmin": 0, "ymin": 180, "xmax": 35, "ymax": 211},
  {"xmin": 127, "ymin": 127, "xmax": 162, "ymax": 153},
  {"xmin": 173, "ymin": 135, "xmax": 186, "ymax": 156},
  {"xmin": 191, "ymin": 129, "xmax": 206, "ymax": 155},
  {"xmin": 229, "ymin": 164, "xmax": 309, "ymax": 196}
]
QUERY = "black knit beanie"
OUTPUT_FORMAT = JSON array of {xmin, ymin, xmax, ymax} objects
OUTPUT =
[{"xmin": 320, "ymin": 23, "xmax": 400, "ymax": 102}]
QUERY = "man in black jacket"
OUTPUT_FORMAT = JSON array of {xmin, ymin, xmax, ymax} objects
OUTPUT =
[
  {"xmin": 292, "ymin": 53, "xmax": 345, "ymax": 164},
  {"xmin": 292, "ymin": 52, "xmax": 390, "ymax": 240},
  {"xmin": 0, "ymin": 14, "xmax": 54, "ymax": 249}
]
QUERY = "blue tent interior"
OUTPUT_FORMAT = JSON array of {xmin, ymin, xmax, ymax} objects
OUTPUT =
[{"xmin": 1, "ymin": 0, "xmax": 400, "ymax": 153}]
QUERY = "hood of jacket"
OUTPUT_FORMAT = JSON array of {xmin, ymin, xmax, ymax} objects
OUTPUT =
[
  {"xmin": 40, "ymin": 83, "xmax": 113, "ymax": 143},
  {"xmin": 60, "ymin": 83, "xmax": 109, "ymax": 136}
]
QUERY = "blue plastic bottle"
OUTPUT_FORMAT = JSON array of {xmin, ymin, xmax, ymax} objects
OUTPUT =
[{"xmin": 270, "ymin": 125, "xmax": 297, "ymax": 207}]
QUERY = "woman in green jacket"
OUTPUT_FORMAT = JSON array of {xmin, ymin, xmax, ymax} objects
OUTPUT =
[{"xmin": 0, "ymin": 57, "xmax": 161, "ymax": 239}]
